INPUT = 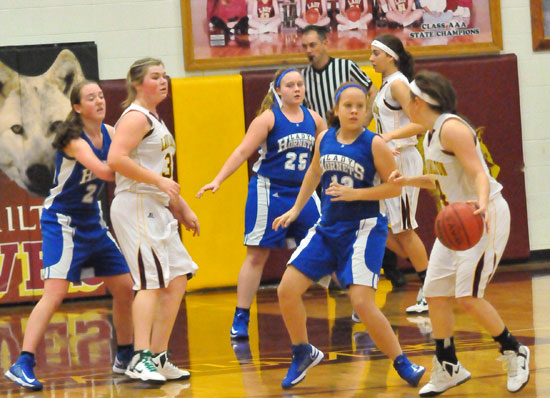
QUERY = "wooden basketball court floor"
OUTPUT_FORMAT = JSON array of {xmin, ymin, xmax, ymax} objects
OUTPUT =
[{"xmin": 1, "ymin": 262, "xmax": 549, "ymax": 397}]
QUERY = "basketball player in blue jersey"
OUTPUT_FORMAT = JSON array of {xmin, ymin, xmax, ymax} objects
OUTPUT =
[
  {"xmin": 197, "ymin": 68, "xmax": 326, "ymax": 340},
  {"xmin": 390, "ymin": 71, "xmax": 529, "ymax": 396},
  {"xmin": 273, "ymin": 83, "xmax": 425, "ymax": 389},
  {"xmin": 5, "ymin": 81, "xmax": 134, "ymax": 391}
]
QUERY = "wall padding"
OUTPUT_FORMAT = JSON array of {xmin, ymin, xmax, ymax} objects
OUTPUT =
[{"xmin": 171, "ymin": 75, "xmax": 248, "ymax": 291}]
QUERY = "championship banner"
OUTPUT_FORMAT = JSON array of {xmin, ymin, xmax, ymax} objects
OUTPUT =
[{"xmin": 0, "ymin": 42, "xmax": 105, "ymax": 304}]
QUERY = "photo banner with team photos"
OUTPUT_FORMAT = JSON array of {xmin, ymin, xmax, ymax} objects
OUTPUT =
[
  {"xmin": 0, "ymin": 42, "xmax": 105, "ymax": 304},
  {"xmin": 182, "ymin": 0, "xmax": 502, "ymax": 71}
]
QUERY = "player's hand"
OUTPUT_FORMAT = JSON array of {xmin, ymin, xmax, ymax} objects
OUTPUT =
[
  {"xmin": 157, "ymin": 177, "xmax": 180, "ymax": 202},
  {"xmin": 273, "ymin": 208, "xmax": 299, "ymax": 231},
  {"xmin": 388, "ymin": 170, "xmax": 406, "ymax": 187},
  {"xmin": 325, "ymin": 182, "xmax": 357, "ymax": 202},
  {"xmin": 196, "ymin": 181, "xmax": 220, "ymax": 198},
  {"xmin": 468, "ymin": 200, "xmax": 489, "ymax": 233},
  {"xmin": 181, "ymin": 208, "xmax": 200, "ymax": 237}
]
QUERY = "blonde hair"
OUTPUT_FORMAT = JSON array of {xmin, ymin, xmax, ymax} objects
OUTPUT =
[{"xmin": 122, "ymin": 57, "xmax": 164, "ymax": 108}]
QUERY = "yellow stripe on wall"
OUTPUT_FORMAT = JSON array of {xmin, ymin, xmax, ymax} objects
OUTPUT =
[
  {"xmin": 360, "ymin": 65, "xmax": 381, "ymax": 132},
  {"xmin": 171, "ymin": 75, "xmax": 248, "ymax": 291}
]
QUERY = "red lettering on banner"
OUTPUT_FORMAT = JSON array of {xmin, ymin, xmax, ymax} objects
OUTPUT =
[
  {"xmin": 0, "ymin": 243, "xmax": 19, "ymax": 299},
  {"xmin": 22, "ymin": 241, "xmax": 45, "ymax": 293}
]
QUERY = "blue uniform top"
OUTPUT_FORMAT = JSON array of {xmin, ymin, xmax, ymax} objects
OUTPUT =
[
  {"xmin": 42, "ymin": 124, "xmax": 111, "ymax": 218},
  {"xmin": 319, "ymin": 127, "xmax": 380, "ymax": 224},
  {"xmin": 252, "ymin": 105, "xmax": 316, "ymax": 185}
]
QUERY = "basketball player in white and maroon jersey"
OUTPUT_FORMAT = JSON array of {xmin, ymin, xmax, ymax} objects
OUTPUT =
[
  {"xmin": 390, "ymin": 70, "xmax": 529, "ymax": 396},
  {"xmin": 370, "ymin": 34, "xmax": 430, "ymax": 315},
  {"xmin": 108, "ymin": 58, "xmax": 199, "ymax": 384}
]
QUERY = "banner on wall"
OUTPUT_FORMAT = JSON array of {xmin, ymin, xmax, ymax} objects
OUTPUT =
[{"xmin": 0, "ymin": 42, "xmax": 107, "ymax": 304}]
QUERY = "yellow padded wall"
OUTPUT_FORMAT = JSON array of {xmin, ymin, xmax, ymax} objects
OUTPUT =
[
  {"xmin": 171, "ymin": 75, "xmax": 247, "ymax": 291},
  {"xmin": 360, "ymin": 65, "xmax": 382, "ymax": 132}
]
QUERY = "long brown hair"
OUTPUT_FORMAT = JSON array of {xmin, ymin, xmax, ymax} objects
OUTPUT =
[
  {"xmin": 412, "ymin": 70, "xmax": 457, "ymax": 114},
  {"xmin": 52, "ymin": 80, "xmax": 98, "ymax": 150},
  {"xmin": 373, "ymin": 34, "xmax": 415, "ymax": 81},
  {"xmin": 122, "ymin": 57, "xmax": 164, "ymax": 109}
]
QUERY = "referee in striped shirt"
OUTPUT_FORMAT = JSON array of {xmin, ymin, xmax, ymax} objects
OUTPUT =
[{"xmin": 300, "ymin": 25, "xmax": 378, "ymax": 123}]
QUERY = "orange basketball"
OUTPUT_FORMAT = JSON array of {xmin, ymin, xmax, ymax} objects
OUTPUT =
[
  {"xmin": 347, "ymin": 7, "xmax": 361, "ymax": 22},
  {"xmin": 434, "ymin": 202, "xmax": 484, "ymax": 251},
  {"xmin": 305, "ymin": 8, "xmax": 320, "ymax": 24}
]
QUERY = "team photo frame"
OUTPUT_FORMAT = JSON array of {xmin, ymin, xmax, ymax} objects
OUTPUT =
[
  {"xmin": 182, "ymin": 0, "xmax": 503, "ymax": 71},
  {"xmin": 530, "ymin": 0, "xmax": 550, "ymax": 50}
]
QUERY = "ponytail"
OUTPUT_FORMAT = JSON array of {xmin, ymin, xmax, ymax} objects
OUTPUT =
[{"xmin": 52, "ymin": 79, "xmax": 98, "ymax": 150}]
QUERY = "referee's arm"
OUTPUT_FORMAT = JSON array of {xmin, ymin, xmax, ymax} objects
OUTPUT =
[{"xmin": 349, "ymin": 61, "xmax": 378, "ymax": 126}]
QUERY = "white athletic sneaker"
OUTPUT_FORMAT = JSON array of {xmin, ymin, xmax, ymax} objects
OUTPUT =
[
  {"xmin": 406, "ymin": 288, "xmax": 429, "ymax": 314},
  {"xmin": 419, "ymin": 357, "xmax": 471, "ymax": 397},
  {"xmin": 125, "ymin": 350, "xmax": 166, "ymax": 384},
  {"xmin": 152, "ymin": 351, "xmax": 191, "ymax": 381},
  {"xmin": 499, "ymin": 345, "xmax": 530, "ymax": 392}
]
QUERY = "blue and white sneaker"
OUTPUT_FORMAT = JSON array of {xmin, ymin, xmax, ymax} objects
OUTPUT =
[
  {"xmin": 393, "ymin": 353, "xmax": 426, "ymax": 387},
  {"xmin": 112, "ymin": 349, "xmax": 133, "ymax": 374},
  {"xmin": 230, "ymin": 308, "xmax": 250, "ymax": 339},
  {"xmin": 5, "ymin": 354, "xmax": 43, "ymax": 391},
  {"xmin": 281, "ymin": 344, "xmax": 324, "ymax": 389}
]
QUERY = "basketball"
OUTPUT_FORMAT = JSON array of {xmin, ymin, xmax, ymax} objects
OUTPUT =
[
  {"xmin": 347, "ymin": 7, "xmax": 361, "ymax": 22},
  {"xmin": 305, "ymin": 8, "xmax": 320, "ymax": 24},
  {"xmin": 434, "ymin": 202, "xmax": 484, "ymax": 251}
]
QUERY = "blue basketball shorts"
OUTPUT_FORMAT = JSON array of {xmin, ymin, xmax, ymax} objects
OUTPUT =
[
  {"xmin": 289, "ymin": 214, "xmax": 388, "ymax": 289},
  {"xmin": 244, "ymin": 174, "xmax": 320, "ymax": 249},
  {"xmin": 40, "ymin": 209, "xmax": 129, "ymax": 283}
]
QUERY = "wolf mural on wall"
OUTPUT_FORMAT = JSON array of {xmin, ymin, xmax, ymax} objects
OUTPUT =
[{"xmin": 0, "ymin": 49, "xmax": 85, "ymax": 196}]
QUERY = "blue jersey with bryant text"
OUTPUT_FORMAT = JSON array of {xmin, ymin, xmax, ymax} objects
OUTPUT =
[
  {"xmin": 252, "ymin": 105, "xmax": 316, "ymax": 184},
  {"xmin": 319, "ymin": 127, "xmax": 380, "ymax": 224},
  {"xmin": 42, "ymin": 124, "xmax": 111, "ymax": 217}
]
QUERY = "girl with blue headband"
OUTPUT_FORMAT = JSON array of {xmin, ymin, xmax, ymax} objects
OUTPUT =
[
  {"xmin": 273, "ymin": 82, "xmax": 425, "ymax": 390},
  {"xmin": 197, "ymin": 68, "xmax": 326, "ymax": 341}
]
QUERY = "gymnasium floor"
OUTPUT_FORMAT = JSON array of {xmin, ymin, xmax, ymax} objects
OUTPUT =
[{"xmin": 1, "ymin": 262, "xmax": 549, "ymax": 397}]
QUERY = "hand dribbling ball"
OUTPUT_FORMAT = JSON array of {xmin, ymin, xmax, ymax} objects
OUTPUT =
[
  {"xmin": 434, "ymin": 202, "xmax": 484, "ymax": 251},
  {"xmin": 305, "ymin": 8, "xmax": 320, "ymax": 24},
  {"xmin": 347, "ymin": 7, "xmax": 361, "ymax": 22}
]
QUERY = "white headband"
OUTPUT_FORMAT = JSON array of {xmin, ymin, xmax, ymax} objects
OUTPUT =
[
  {"xmin": 410, "ymin": 80, "xmax": 440, "ymax": 106},
  {"xmin": 269, "ymin": 81, "xmax": 283, "ymax": 107},
  {"xmin": 371, "ymin": 40, "xmax": 399, "ymax": 61}
]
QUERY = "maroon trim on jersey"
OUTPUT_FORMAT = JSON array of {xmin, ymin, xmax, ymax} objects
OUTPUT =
[
  {"xmin": 441, "ymin": 149, "xmax": 455, "ymax": 156},
  {"xmin": 472, "ymin": 252, "xmax": 486, "ymax": 297},
  {"xmin": 383, "ymin": 99, "xmax": 402, "ymax": 111},
  {"xmin": 152, "ymin": 249, "xmax": 165, "ymax": 288},
  {"xmin": 427, "ymin": 129, "xmax": 435, "ymax": 145},
  {"xmin": 137, "ymin": 248, "xmax": 147, "ymax": 289},
  {"xmin": 400, "ymin": 193, "xmax": 411, "ymax": 230}
]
